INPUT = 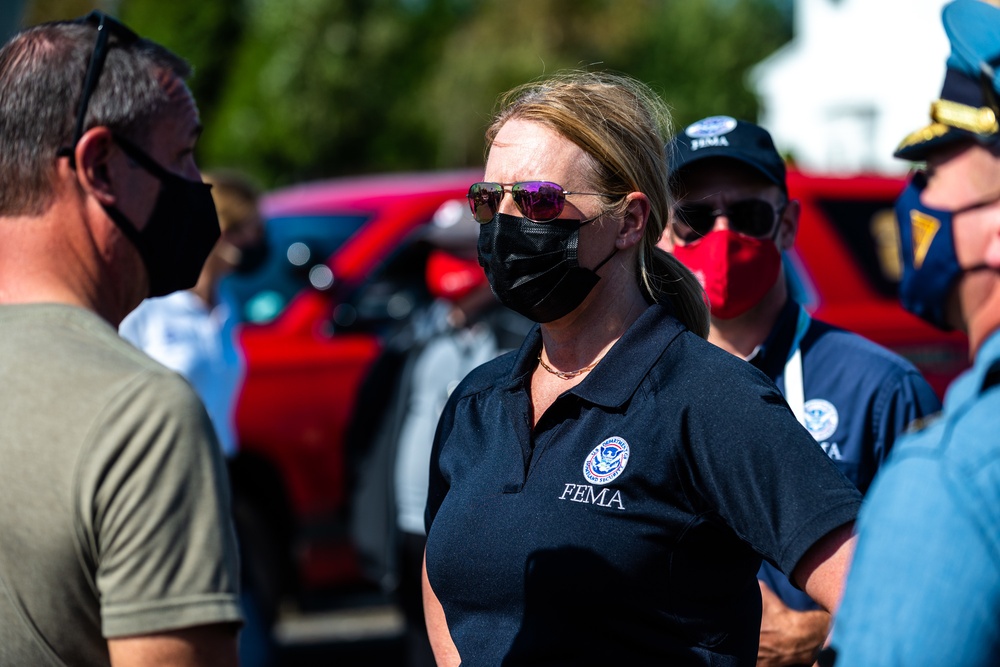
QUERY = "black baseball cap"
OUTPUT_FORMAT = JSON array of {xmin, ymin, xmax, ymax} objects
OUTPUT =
[{"xmin": 667, "ymin": 116, "xmax": 787, "ymax": 193}]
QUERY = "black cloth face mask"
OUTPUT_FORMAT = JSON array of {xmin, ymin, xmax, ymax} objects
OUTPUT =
[
  {"xmin": 477, "ymin": 212, "xmax": 616, "ymax": 323},
  {"xmin": 102, "ymin": 135, "xmax": 221, "ymax": 298}
]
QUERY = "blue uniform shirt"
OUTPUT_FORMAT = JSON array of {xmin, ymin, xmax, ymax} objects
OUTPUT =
[
  {"xmin": 425, "ymin": 303, "xmax": 861, "ymax": 666},
  {"xmin": 830, "ymin": 329, "xmax": 1000, "ymax": 666},
  {"xmin": 752, "ymin": 299, "xmax": 942, "ymax": 611}
]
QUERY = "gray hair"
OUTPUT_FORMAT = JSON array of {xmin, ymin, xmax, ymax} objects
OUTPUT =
[{"xmin": 0, "ymin": 17, "xmax": 191, "ymax": 215}]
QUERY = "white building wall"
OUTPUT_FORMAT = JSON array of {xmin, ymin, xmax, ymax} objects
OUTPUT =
[{"xmin": 750, "ymin": 0, "xmax": 951, "ymax": 175}]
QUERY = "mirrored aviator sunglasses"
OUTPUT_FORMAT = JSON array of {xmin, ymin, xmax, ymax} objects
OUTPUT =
[
  {"xmin": 467, "ymin": 181, "xmax": 612, "ymax": 224},
  {"xmin": 673, "ymin": 199, "xmax": 781, "ymax": 242}
]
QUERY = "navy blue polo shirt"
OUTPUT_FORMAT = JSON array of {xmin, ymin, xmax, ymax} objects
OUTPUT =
[
  {"xmin": 425, "ymin": 303, "xmax": 861, "ymax": 666},
  {"xmin": 753, "ymin": 298, "xmax": 941, "ymax": 611}
]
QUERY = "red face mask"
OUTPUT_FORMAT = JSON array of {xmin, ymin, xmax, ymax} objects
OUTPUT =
[{"xmin": 671, "ymin": 229, "xmax": 781, "ymax": 319}]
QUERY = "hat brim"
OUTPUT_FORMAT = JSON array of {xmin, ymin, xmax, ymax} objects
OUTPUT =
[
  {"xmin": 671, "ymin": 152, "xmax": 786, "ymax": 192},
  {"xmin": 894, "ymin": 120, "xmax": 1000, "ymax": 161}
]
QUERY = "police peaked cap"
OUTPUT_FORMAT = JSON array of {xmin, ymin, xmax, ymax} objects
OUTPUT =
[
  {"xmin": 895, "ymin": 0, "xmax": 1000, "ymax": 161},
  {"xmin": 667, "ymin": 116, "xmax": 787, "ymax": 193}
]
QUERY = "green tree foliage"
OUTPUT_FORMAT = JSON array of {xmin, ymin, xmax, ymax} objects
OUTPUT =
[
  {"xmin": 195, "ymin": 0, "xmax": 475, "ymax": 186},
  {"xmin": 420, "ymin": 0, "xmax": 791, "ymax": 171},
  {"xmin": 118, "ymin": 0, "xmax": 248, "ymax": 127},
  {"xmin": 20, "ymin": 0, "xmax": 791, "ymax": 188}
]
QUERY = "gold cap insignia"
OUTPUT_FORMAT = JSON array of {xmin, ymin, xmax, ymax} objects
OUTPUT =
[{"xmin": 931, "ymin": 99, "xmax": 999, "ymax": 135}]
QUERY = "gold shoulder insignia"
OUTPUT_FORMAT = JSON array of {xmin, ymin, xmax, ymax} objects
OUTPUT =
[{"xmin": 906, "ymin": 411, "xmax": 944, "ymax": 434}]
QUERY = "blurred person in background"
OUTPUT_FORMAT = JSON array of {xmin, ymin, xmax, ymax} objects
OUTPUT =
[
  {"xmin": 829, "ymin": 1, "xmax": 1000, "ymax": 664},
  {"xmin": 659, "ymin": 117, "xmax": 941, "ymax": 666},
  {"xmin": 423, "ymin": 70, "xmax": 862, "ymax": 666},
  {"xmin": 394, "ymin": 218, "xmax": 531, "ymax": 667},
  {"xmin": 349, "ymin": 207, "xmax": 531, "ymax": 667},
  {"xmin": 0, "ymin": 11, "xmax": 241, "ymax": 666},
  {"xmin": 119, "ymin": 169, "xmax": 274, "ymax": 667}
]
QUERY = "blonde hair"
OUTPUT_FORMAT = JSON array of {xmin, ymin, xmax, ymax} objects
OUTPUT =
[{"xmin": 486, "ymin": 70, "xmax": 708, "ymax": 338}]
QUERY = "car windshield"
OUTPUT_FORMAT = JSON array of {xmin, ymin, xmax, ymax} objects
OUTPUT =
[{"xmin": 222, "ymin": 213, "xmax": 369, "ymax": 324}]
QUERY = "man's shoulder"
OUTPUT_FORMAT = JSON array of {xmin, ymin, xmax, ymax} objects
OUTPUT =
[
  {"xmin": 946, "ymin": 379, "xmax": 1000, "ymax": 455},
  {"xmin": 2, "ymin": 303, "xmax": 201, "ymax": 411},
  {"xmin": 886, "ymin": 381, "xmax": 1000, "ymax": 476},
  {"xmin": 804, "ymin": 319, "xmax": 924, "ymax": 378}
]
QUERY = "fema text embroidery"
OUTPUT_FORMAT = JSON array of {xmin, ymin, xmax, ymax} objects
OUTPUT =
[
  {"xmin": 690, "ymin": 136, "xmax": 730, "ymax": 151},
  {"xmin": 558, "ymin": 483, "xmax": 625, "ymax": 510}
]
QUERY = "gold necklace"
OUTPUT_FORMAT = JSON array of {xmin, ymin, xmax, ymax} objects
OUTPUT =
[
  {"xmin": 537, "ymin": 351, "xmax": 599, "ymax": 380},
  {"xmin": 536, "ymin": 299, "xmax": 639, "ymax": 380}
]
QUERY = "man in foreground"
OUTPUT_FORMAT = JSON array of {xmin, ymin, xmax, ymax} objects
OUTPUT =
[
  {"xmin": 830, "ymin": 1, "xmax": 1000, "ymax": 664},
  {"xmin": 0, "ymin": 12, "xmax": 242, "ymax": 666}
]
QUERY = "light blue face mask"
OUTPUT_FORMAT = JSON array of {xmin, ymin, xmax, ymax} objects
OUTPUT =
[{"xmin": 894, "ymin": 172, "xmax": 993, "ymax": 330}]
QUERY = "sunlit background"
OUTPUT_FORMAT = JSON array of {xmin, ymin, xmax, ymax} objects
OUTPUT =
[
  {"xmin": 3, "ymin": 0, "xmax": 951, "ymax": 186},
  {"xmin": 5, "ymin": 0, "xmax": 797, "ymax": 187}
]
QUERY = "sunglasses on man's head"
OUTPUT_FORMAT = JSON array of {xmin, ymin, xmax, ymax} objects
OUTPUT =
[
  {"xmin": 672, "ymin": 199, "xmax": 783, "ymax": 243},
  {"xmin": 57, "ymin": 11, "xmax": 140, "ymax": 163},
  {"xmin": 467, "ymin": 181, "xmax": 614, "ymax": 224}
]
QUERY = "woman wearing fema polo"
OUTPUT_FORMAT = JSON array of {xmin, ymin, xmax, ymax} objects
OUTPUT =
[{"xmin": 422, "ymin": 70, "xmax": 861, "ymax": 666}]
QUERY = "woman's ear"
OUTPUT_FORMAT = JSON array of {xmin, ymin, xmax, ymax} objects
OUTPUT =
[
  {"xmin": 617, "ymin": 192, "xmax": 650, "ymax": 249},
  {"xmin": 74, "ymin": 126, "xmax": 117, "ymax": 206}
]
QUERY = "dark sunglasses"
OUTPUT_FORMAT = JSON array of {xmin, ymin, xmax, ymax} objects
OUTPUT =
[
  {"xmin": 57, "ymin": 11, "xmax": 140, "ymax": 163},
  {"xmin": 467, "ymin": 181, "xmax": 614, "ymax": 224},
  {"xmin": 672, "ymin": 199, "xmax": 783, "ymax": 242}
]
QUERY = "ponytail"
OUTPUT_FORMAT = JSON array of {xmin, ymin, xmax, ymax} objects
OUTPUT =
[{"xmin": 641, "ymin": 246, "xmax": 709, "ymax": 339}]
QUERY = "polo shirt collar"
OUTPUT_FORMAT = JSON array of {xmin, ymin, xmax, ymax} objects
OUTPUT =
[
  {"xmin": 748, "ymin": 297, "xmax": 797, "ymax": 381},
  {"xmin": 502, "ymin": 303, "xmax": 687, "ymax": 408}
]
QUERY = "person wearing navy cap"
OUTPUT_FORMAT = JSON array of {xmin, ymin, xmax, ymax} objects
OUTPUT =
[
  {"xmin": 659, "ymin": 117, "xmax": 941, "ymax": 666},
  {"xmin": 830, "ymin": 1, "xmax": 1000, "ymax": 665}
]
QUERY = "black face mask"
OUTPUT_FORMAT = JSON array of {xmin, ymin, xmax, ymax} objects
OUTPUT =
[
  {"xmin": 103, "ymin": 135, "xmax": 221, "ymax": 298},
  {"xmin": 477, "ymin": 212, "xmax": 616, "ymax": 323}
]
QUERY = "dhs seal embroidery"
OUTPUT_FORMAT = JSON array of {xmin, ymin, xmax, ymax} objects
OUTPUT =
[
  {"xmin": 583, "ymin": 437, "xmax": 630, "ymax": 485},
  {"xmin": 803, "ymin": 399, "xmax": 839, "ymax": 441}
]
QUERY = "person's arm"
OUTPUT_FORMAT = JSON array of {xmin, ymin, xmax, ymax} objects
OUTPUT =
[
  {"xmin": 90, "ymin": 377, "xmax": 243, "ymax": 652},
  {"xmin": 757, "ymin": 579, "xmax": 830, "ymax": 667},
  {"xmin": 423, "ymin": 550, "xmax": 461, "ymax": 667},
  {"xmin": 791, "ymin": 521, "xmax": 856, "ymax": 614},
  {"xmin": 107, "ymin": 624, "xmax": 238, "ymax": 667},
  {"xmin": 754, "ymin": 523, "xmax": 854, "ymax": 667}
]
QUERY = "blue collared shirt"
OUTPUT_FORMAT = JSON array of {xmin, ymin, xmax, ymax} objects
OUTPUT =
[
  {"xmin": 753, "ymin": 299, "xmax": 942, "ymax": 610},
  {"xmin": 830, "ymin": 329, "xmax": 1000, "ymax": 666}
]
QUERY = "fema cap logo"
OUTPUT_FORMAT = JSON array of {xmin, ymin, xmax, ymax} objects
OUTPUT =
[
  {"xmin": 685, "ymin": 115, "xmax": 738, "ymax": 139},
  {"xmin": 583, "ymin": 437, "xmax": 630, "ymax": 485},
  {"xmin": 803, "ymin": 399, "xmax": 839, "ymax": 441}
]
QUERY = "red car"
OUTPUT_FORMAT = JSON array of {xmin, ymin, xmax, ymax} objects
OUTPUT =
[
  {"xmin": 224, "ymin": 168, "xmax": 969, "ymax": 608},
  {"xmin": 785, "ymin": 170, "xmax": 968, "ymax": 397},
  {"xmin": 226, "ymin": 169, "xmax": 484, "ymax": 605}
]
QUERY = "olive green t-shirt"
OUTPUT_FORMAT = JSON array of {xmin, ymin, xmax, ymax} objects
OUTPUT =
[{"xmin": 0, "ymin": 304, "xmax": 242, "ymax": 666}]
